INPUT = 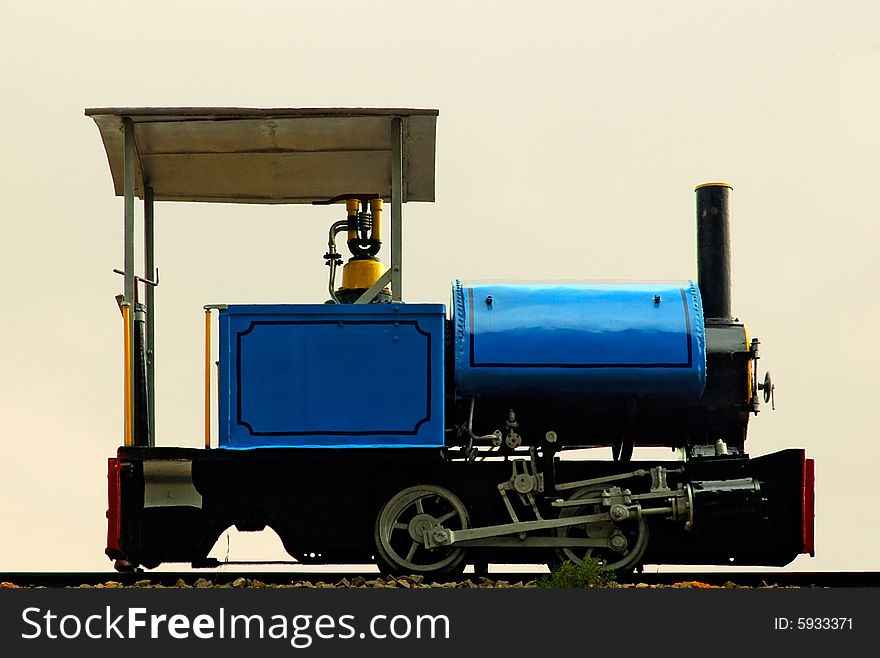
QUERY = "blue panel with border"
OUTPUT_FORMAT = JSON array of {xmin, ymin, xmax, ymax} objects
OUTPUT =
[
  {"xmin": 218, "ymin": 303, "xmax": 445, "ymax": 448},
  {"xmin": 452, "ymin": 280, "xmax": 706, "ymax": 399}
]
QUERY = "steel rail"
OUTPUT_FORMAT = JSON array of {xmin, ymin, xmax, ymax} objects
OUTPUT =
[{"xmin": 2, "ymin": 571, "xmax": 879, "ymax": 588}]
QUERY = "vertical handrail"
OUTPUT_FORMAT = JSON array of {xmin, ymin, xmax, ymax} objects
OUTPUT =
[
  {"xmin": 204, "ymin": 308, "xmax": 212, "ymax": 449},
  {"xmin": 390, "ymin": 116, "xmax": 403, "ymax": 302},
  {"xmin": 122, "ymin": 117, "xmax": 136, "ymax": 448},
  {"xmin": 122, "ymin": 303, "xmax": 133, "ymax": 447},
  {"xmin": 144, "ymin": 185, "xmax": 156, "ymax": 446}
]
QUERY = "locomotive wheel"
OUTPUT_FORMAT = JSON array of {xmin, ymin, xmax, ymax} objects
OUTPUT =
[
  {"xmin": 555, "ymin": 486, "xmax": 648, "ymax": 573},
  {"xmin": 374, "ymin": 484, "xmax": 469, "ymax": 576}
]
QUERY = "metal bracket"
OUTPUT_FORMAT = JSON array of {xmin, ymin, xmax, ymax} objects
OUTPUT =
[
  {"xmin": 353, "ymin": 269, "xmax": 393, "ymax": 304},
  {"xmin": 143, "ymin": 460, "xmax": 203, "ymax": 509},
  {"xmin": 114, "ymin": 268, "xmax": 159, "ymax": 288}
]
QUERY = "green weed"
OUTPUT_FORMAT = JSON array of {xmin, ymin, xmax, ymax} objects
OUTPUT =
[{"xmin": 539, "ymin": 559, "xmax": 617, "ymax": 588}]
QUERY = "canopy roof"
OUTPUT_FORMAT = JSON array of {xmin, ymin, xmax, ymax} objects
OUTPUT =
[{"xmin": 85, "ymin": 107, "xmax": 438, "ymax": 204}]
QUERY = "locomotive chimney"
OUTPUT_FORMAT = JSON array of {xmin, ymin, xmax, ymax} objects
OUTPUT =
[{"xmin": 695, "ymin": 182, "xmax": 733, "ymax": 319}]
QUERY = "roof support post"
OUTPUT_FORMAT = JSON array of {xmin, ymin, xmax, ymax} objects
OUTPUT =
[
  {"xmin": 123, "ymin": 119, "xmax": 136, "ymax": 310},
  {"xmin": 391, "ymin": 117, "xmax": 403, "ymax": 302},
  {"xmin": 144, "ymin": 185, "xmax": 156, "ymax": 446},
  {"xmin": 123, "ymin": 118, "xmax": 136, "ymax": 446}
]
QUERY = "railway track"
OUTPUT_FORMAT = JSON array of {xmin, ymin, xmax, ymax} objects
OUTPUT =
[{"xmin": 2, "ymin": 570, "xmax": 878, "ymax": 588}]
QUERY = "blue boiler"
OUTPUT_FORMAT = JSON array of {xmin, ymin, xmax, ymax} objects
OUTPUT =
[{"xmin": 452, "ymin": 280, "xmax": 706, "ymax": 400}]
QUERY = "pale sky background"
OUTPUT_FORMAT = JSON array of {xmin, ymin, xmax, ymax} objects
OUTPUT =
[{"xmin": 1, "ymin": 1, "xmax": 877, "ymax": 573}]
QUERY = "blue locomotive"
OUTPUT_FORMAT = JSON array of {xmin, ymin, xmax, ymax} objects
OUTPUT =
[{"xmin": 88, "ymin": 107, "xmax": 814, "ymax": 575}]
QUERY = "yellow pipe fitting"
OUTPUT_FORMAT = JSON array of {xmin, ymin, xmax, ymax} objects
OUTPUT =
[
  {"xmin": 341, "ymin": 258, "xmax": 384, "ymax": 290},
  {"xmin": 694, "ymin": 182, "xmax": 733, "ymax": 191},
  {"xmin": 205, "ymin": 309, "xmax": 212, "ymax": 449},
  {"xmin": 744, "ymin": 324, "xmax": 753, "ymax": 403},
  {"xmin": 122, "ymin": 304, "xmax": 133, "ymax": 447},
  {"xmin": 346, "ymin": 198, "xmax": 360, "ymax": 241},
  {"xmin": 369, "ymin": 197, "xmax": 383, "ymax": 241}
]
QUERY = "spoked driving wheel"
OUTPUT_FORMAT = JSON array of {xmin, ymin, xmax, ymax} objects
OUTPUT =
[
  {"xmin": 555, "ymin": 486, "xmax": 648, "ymax": 573},
  {"xmin": 374, "ymin": 484, "xmax": 469, "ymax": 575}
]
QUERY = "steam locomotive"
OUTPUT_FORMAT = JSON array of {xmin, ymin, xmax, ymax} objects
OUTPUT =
[{"xmin": 88, "ymin": 107, "xmax": 815, "ymax": 574}]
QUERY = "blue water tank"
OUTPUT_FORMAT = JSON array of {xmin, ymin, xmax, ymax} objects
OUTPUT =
[
  {"xmin": 452, "ymin": 280, "xmax": 706, "ymax": 400},
  {"xmin": 217, "ymin": 303, "xmax": 446, "ymax": 448}
]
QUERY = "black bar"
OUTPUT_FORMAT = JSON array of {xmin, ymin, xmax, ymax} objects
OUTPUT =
[
  {"xmin": 696, "ymin": 183, "xmax": 733, "ymax": 319},
  {"xmin": 144, "ymin": 185, "xmax": 155, "ymax": 447},
  {"xmin": 133, "ymin": 304, "xmax": 150, "ymax": 447},
  {"xmin": 0, "ymin": 587, "xmax": 873, "ymax": 656}
]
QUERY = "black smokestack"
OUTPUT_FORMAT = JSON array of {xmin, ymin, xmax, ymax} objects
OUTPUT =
[{"xmin": 696, "ymin": 183, "xmax": 733, "ymax": 319}]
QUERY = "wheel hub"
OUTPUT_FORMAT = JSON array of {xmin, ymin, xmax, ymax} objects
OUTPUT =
[
  {"xmin": 408, "ymin": 513, "xmax": 438, "ymax": 542},
  {"xmin": 608, "ymin": 531, "xmax": 629, "ymax": 552}
]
